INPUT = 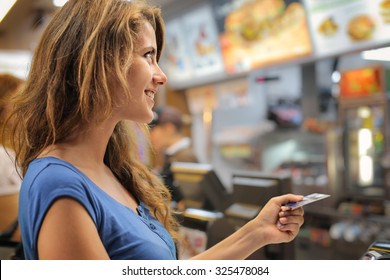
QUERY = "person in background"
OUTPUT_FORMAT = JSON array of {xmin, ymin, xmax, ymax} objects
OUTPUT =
[
  {"xmin": 149, "ymin": 106, "xmax": 197, "ymax": 211},
  {"xmin": 0, "ymin": 73, "xmax": 23, "ymax": 241},
  {"xmin": 9, "ymin": 0, "xmax": 304, "ymax": 260}
]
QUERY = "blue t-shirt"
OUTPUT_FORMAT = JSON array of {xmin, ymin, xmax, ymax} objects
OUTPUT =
[{"xmin": 18, "ymin": 156, "xmax": 177, "ymax": 260}]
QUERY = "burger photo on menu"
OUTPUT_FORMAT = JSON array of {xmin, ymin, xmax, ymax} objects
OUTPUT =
[
  {"xmin": 347, "ymin": 14, "xmax": 375, "ymax": 41},
  {"xmin": 224, "ymin": 0, "xmax": 286, "ymax": 43},
  {"xmin": 218, "ymin": 0, "xmax": 312, "ymax": 73},
  {"xmin": 379, "ymin": 0, "xmax": 390, "ymax": 23}
]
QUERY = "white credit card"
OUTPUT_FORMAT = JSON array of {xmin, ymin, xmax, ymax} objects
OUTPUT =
[{"xmin": 284, "ymin": 193, "xmax": 331, "ymax": 210}]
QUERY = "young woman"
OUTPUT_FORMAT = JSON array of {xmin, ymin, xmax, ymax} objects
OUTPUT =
[{"xmin": 9, "ymin": 0, "xmax": 304, "ymax": 260}]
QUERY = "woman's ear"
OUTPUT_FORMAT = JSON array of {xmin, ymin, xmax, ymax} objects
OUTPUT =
[{"xmin": 164, "ymin": 123, "xmax": 177, "ymax": 134}]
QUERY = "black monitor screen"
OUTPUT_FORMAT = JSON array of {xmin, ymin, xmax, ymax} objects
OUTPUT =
[
  {"xmin": 231, "ymin": 170, "xmax": 293, "ymax": 207},
  {"xmin": 171, "ymin": 162, "xmax": 232, "ymax": 212}
]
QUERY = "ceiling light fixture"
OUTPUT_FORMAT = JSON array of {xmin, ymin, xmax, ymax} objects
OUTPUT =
[
  {"xmin": 361, "ymin": 46, "xmax": 390, "ymax": 61},
  {"xmin": 53, "ymin": 0, "xmax": 68, "ymax": 7},
  {"xmin": 0, "ymin": 0, "xmax": 17, "ymax": 23}
]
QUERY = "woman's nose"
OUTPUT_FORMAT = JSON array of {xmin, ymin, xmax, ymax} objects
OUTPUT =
[{"xmin": 154, "ymin": 64, "xmax": 168, "ymax": 85}]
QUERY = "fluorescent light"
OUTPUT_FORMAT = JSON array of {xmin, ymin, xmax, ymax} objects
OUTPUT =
[
  {"xmin": 0, "ymin": 0, "xmax": 17, "ymax": 23},
  {"xmin": 359, "ymin": 155, "xmax": 373, "ymax": 186},
  {"xmin": 361, "ymin": 46, "xmax": 390, "ymax": 61},
  {"xmin": 358, "ymin": 128, "xmax": 373, "ymax": 156},
  {"xmin": 358, "ymin": 128, "xmax": 374, "ymax": 186},
  {"xmin": 53, "ymin": 0, "xmax": 68, "ymax": 7}
]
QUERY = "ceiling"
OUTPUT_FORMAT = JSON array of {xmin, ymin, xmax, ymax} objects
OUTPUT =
[
  {"xmin": 0, "ymin": 0, "xmax": 42, "ymax": 34},
  {"xmin": 0, "ymin": 0, "xmax": 177, "ymax": 36}
]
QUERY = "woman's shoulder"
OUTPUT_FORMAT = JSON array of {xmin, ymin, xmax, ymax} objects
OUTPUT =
[
  {"xmin": 28, "ymin": 156, "xmax": 80, "ymax": 175},
  {"xmin": 21, "ymin": 156, "xmax": 100, "ymax": 213},
  {"xmin": 23, "ymin": 156, "xmax": 89, "ymax": 190}
]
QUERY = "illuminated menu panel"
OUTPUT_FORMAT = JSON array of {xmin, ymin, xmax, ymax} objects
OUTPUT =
[
  {"xmin": 340, "ymin": 66, "xmax": 384, "ymax": 98},
  {"xmin": 304, "ymin": 0, "xmax": 390, "ymax": 58},
  {"xmin": 162, "ymin": 19, "xmax": 194, "ymax": 83},
  {"xmin": 161, "ymin": 4, "xmax": 225, "ymax": 84},
  {"xmin": 210, "ymin": 0, "xmax": 313, "ymax": 74},
  {"xmin": 181, "ymin": 4, "xmax": 225, "ymax": 77}
]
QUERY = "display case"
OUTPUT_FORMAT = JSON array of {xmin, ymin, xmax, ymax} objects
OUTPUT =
[
  {"xmin": 338, "ymin": 65, "xmax": 388, "ymax": 199},
  {"xmin": 291, "ymin": 65, "xmax": 390, "ymax": 259}
]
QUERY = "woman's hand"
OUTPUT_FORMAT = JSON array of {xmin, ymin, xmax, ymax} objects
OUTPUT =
[
  {"xmin": 192, "ymin": 194, "xmax": 305, "ymax": 260},
  {"xmin": 250, "ymin": 194, "xmax": 305, "ymax": 245}
]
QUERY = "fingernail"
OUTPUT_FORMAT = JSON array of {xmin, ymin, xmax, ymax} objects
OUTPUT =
[{"xmin": 277, "ymin": 221, "xmax": 285, "ymax": 228}]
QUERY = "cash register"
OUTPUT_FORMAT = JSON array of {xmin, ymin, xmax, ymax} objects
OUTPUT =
[{"xmin": 171, "ymin": 163, "xmax": 295, "ymax": 259}]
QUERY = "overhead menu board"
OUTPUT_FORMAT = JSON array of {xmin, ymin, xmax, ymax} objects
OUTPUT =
[
  {"xmin": 162, "ymin": 19, "xmax": 193, "ymax": 82},
  {"xmin": 210, "ymin": 0, "xmax": 313, "ymax": 74},
  {"xmin": 304, "ymin": 0, "xmax": 390, "ymax": 58},
  {"xmin": 161, "ymin": 4, "xmax": 225, "ymax": 84},
  {"xmin": 181, "ymin": 4, "xmax": 225, "ymax": 77}
]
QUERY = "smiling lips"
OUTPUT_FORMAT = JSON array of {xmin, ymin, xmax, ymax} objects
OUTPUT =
[{"xmin": 145, "ymin": 90, "xmax": 155, "ymax": 100}]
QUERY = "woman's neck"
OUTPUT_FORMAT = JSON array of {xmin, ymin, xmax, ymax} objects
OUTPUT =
[{"xmin": 40, "ymin": 119, "xmax": 117, "ymax": 170}]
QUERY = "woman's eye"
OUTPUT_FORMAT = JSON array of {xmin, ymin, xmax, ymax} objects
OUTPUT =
[{"xmin": 145, "ymin": 51, "xmax": 154, "ymax": 61}]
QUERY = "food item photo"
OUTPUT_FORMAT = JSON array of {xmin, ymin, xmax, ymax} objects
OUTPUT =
[
  {"xmin": 379, "ymin": 0, "xmax": 390, "ymax": 23},
  {"xmin": 347, "ymin": 14, "xmax": 375, "ymax": 41},
  {"xmin": 317, "ymin": 17, "xmax": 339, "ymax": 37}
]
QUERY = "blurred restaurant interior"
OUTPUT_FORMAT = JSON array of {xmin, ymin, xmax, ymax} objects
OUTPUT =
[{"xmin": 2, "ymin": 0, "xmax": 390, "ymax": 260}]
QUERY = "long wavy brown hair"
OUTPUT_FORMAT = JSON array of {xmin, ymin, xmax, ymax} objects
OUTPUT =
[
  {"xmin": 9, "ymin": 0, "xmax": 180, "ymax": 243},
  {"xmin": 0, "ymin": 73, "xmax": 24, "ymax": 148}
]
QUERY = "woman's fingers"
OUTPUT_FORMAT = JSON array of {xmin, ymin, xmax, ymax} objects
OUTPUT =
[{"xmin": 278, "ymin": 207, "xmax": 305, "ymax": 231}]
